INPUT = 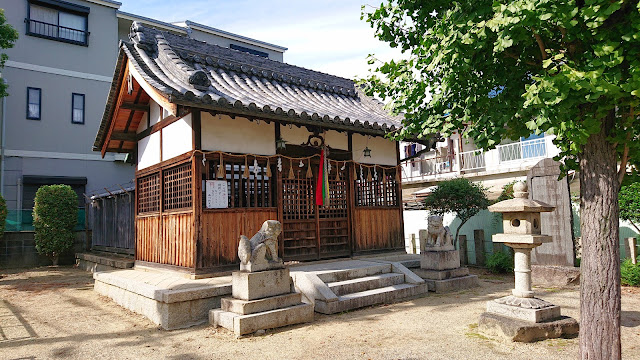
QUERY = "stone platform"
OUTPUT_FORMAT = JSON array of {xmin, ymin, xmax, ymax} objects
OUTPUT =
[
  {"xmin": 478, "ymin": 312, "xmax": 579, "ymax": 342},
  {"xmin": 415, "ymin": 249, "xmax": 479, "ymax": 293},
  {"xmin": 290, "ymin": 259, "xmax": 427, "ymax": 314},
  {"xmin": 94, "ymin": 269, "xmax": 231, "ymax": 330},
  {"xmin": 212, "ymin": 268, "xmax": 314, "ymax": 336},
  {"xmin": 76, "ymin": 252, "xmax": 134, "ymax": 273}
]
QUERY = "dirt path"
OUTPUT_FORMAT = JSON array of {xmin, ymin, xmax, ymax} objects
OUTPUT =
[{"xmin": 1, "ymin": 267, "xmax": 639, "ymax": 360}]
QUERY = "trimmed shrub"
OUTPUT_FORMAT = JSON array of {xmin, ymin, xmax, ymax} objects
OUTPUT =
[
  {"xmin": 0, "ymin": 193, "xmax": 7, "ymax": 237},
  {"xmin": 33, "ymin": 185, "xmax": 77, "ymax": 265},
  {"xmin": 621, "ymin": 258, "xmax": 640, "ymax": 287},
  {"xmin": 486, "ymin": 251, "xmax": 514, "ymax": 274}
]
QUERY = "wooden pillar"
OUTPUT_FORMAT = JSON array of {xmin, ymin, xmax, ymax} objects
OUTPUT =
[
  {"xmin": 275, "ymin": 123, "xmax": 284, "ymax": 259},
  {"xmin": 395, "ymin": 142, "xmax": 405, "ymax": 250},
  {"xmin": 474, "ymin": 229, "xmax": 485, "ymax": 266},
  {"xmin": 192, "ymin": 152, "xmax": 202, "ymax": 272},
  {"xmin": 347, "ymin": 132, "xmax": 356, "ymax": 254}
]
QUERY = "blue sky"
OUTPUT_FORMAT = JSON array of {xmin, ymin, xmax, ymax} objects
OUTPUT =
[{"xmin": 118, "ymin": 0, "xmax": 401, "ymax": 80}]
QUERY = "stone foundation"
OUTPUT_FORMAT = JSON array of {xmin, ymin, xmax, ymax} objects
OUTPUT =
[
  {"xmin": 531, "ymin": 265, "xmax": 580, "ymax": 286},
  {"xmin": 420, "ymin": 250, "xmax": 461, "ymax": 270},
  {"xmin": 478, "ymin": 312, "xmax": 579, "ymax": 342}
]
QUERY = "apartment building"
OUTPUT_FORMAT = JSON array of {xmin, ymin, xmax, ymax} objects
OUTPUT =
[
  {"xmin": 400, "ymin": 132, "xmax": 561, "ymax": 205},
  {"xmin": 0, "ymin": 0, "xmax": 286, "ymax": 228}
]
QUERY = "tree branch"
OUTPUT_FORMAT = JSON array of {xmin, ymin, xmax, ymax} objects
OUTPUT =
[
  {"xmin": 618, "ymin": 132, "xmax": 631, "ymax": 186},
  {"xmin": 504, "ymin": 51, "xmax": 539, "ymax": 66},
  {"xmin": 531, "ymin": 27, "xmax": 548, "ymax": 60}
]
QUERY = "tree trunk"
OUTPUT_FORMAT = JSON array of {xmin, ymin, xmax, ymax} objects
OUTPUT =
[
  {"xmin": 51, "ymin": 254, "xmax": 59, "ymax": 266},
  {"xmin": 579, "ymin": 124, "xmax": 621, "ymax": 359}
]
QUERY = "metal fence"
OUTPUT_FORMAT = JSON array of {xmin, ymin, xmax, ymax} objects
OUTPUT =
[
  {"xmin": 497, "ymin": 138, "xmax": 547, "ymax": 163},
  {"xmin": 459, "ymin": 149, "xmax": 486, "ymax": 171}
]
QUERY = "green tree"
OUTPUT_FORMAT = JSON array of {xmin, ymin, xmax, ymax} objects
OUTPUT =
[
  {"xmin": 363, "ymin": 1, "xmax": 639, "ymax": 358},
  {"xmin": 0, "ymin": 9, "xmax": 18, "ymax": 97},
  {"xmin": 33, "ymin": 185, "xmax": 78, "ymax": 266},
  {"xmin": 619, "ymin": 182, "xmax": 640, "ymax": 234},
  {"xmin": 424, "ymin": 178, "xmax": 489, "ymax": 246}
]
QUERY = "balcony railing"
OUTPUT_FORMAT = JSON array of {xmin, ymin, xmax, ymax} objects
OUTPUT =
[
  {"xmin": 402, "ymin": 154, "xmax": 456, "ymax": 182},
  {"xmin": 497, "ymin": 138, "xmax": 547, "ymax": 163},
  {"xmin": 26, "ymin": 18, "xmax": 88, "ymax": 45},
  {"xmin": 459, "ymin": 149, "xmax": 486, "ymax": 171}
]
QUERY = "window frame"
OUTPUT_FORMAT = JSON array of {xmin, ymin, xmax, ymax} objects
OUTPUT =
[
  {"xmin": 26, "ymin": 0, "xmax": 90, "ymax": 46},
  {"xmin": 26, "ymin": 87, "xmax": 42, "ymax": 120},
  {"xmin": 71, "ymin": 92, "xmax": 85, "ymax": 124}
]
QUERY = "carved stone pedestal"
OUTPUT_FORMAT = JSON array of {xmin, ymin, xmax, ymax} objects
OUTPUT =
[
  {"xmin": 211, "ymin": 268, "xmax": 314, "ymax": 337},
  {"xmin": 415, "ymin": 249, "xmax": 479, "ymax": 293}
]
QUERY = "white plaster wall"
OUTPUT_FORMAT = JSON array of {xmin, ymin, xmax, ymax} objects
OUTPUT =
[
  {"xmin": 280, "ymin": 126, "xmax": 348, "ymax": 150},
  {"xmin": 162, "ymin": 114, "xmax": 193, "ymax": 161},
  {"xmin": 138, "ymin": 132, "xmax": 160, "ymax": 170},
  {"xmin": 136, "ymin": 111, "xmax": 149, "ymax": 134},
  {"xmin": 201, "ymin": 113, "xmax": 275, "ymax": 155},
  {"xmin": 148, "ymin": 99, "xmax": 162, "ymax": 127},
  {"xmin": 352, "ymin": 134, "xmax": 397, "ymax": 166}
]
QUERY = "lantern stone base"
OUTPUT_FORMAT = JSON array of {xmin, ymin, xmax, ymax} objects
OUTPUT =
[
  {"xmin": 486, "ymin": 298, "xmax": 561, "ymax": 323},
  {"xmin": 478, "ymin": 312, "xmax": 579, "ymax": 342}
]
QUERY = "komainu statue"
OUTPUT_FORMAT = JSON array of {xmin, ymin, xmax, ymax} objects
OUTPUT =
[
  {"xmin": 238, "ymin": 220, "xmax": 284, "ymax": 272},
  {"xmin": 420, "ymin": 215, "xmax": 454, "ymax": 251}
]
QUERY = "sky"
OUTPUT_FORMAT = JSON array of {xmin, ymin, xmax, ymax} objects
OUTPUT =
[{"xmin": 118, "ymin": 0, "xmax": 402, "ymax": 80}]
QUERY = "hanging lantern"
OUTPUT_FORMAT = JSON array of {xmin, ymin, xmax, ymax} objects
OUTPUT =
[
  {"xmin": 363, "ymin": 147, "xmax": 372, "ymax": 158},
  {"xmin": 276, "ymin": 137, "xmax": 287, "ymax": 150}
]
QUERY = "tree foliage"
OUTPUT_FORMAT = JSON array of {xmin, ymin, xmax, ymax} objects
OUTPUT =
[
  {"xmin": 0, "ymin": 9, "xmax": 18, "ymax": 98},
  {"xmin": 619, "ymin": 182, "xmax": 640, "ymax": 233},
  {"xmin": 33, "ymin": 185, "xmax": 78, "ymax": 265},
  {"xmin": 0, "ymin": 193, "xmax": 7, "ymax": 237},
  {"xmin": 362, "ymin": 0, "xmax": 639, "ymax": 174},
  {"xmin": 424, "ymin": 178, "xmax": 489, "ymax": 246}
]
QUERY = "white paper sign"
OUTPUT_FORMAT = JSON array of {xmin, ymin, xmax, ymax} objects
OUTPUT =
[{"xmin": 206, "ymin": 180, "xmax": 228, "ymax": 209}]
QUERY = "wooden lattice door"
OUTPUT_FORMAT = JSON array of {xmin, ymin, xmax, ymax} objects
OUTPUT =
[{"xmin": 280, "ymin": 159, "xmax": 351, "ymax": 261}]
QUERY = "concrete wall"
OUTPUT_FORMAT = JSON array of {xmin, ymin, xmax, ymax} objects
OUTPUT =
[{"xmin": 0, "ymin": 231, "xmax": 89, "ymax": 268}]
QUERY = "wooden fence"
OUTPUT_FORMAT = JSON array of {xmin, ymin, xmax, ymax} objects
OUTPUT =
[{"xmin": 87, "ymin": 188, "xmax": 135, "ymax": 254}]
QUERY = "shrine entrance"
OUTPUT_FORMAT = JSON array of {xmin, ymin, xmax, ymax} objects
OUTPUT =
[{"xmin": 278, "ymin": 152, "xmax": 352, "ymax": 261}]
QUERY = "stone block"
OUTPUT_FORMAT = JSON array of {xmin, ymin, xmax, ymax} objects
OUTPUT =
[
  {"xmin": 413, "ymin": 267, "xmax": 469, "ymax": 280},
  {"xmin": 420, "ymin": 250, "xmax": 460, "ymax": 271},
  {"xmin": 478, "ymin": 312, "xmax": 579, "ymax": 342},
  {"xmin": 486, "ymin": 300, "xmax": 561, "ymax": 323},
  {"xmin": 531, "ymin": 265, "xmax": 580, "ymax": 286},
  {"xmin": 474, "ymin": 230, "xmax": 485, "ymax": 266},
  {"xmin": 211, "ymin": 303, "xmax": 314, "ymax": 336},
  {"xmin": 232, "ymin": 268, "xmax": 291, "ymax": 301},
  {"xmin": 424, "ymin": 275, "xmax": 479, "ymax": 293},
  {"xmin": 221, "ymin": 293, "xmax": 302, "ymax": 315},
  {"xmin": 459, "ymin": 235, "xmax": 468, "ymax": 265}
]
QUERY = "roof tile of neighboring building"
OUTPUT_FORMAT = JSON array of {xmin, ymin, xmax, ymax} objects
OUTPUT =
[{"xmin": 94, "ymin": 22, "xmax": 407, "ymax": 151}]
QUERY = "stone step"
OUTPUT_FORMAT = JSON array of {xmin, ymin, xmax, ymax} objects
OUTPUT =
[
  {"xmin": 314, "ymin": 283, "xmax": 428, "ymax": 314},
  {"xmin": 221, "ymin": 292, "xmax": 302, "ymax": 315},
  {"xmin": 327, "ymin": 273, "xmax": 405, "ymax": 296},
  {"xmin": 315, "ymin": 263, "xmax": 391, "ymax": 283},
  {"xmin": 210, "ymin": 303, "xmax": 314, "ymax": 336}
]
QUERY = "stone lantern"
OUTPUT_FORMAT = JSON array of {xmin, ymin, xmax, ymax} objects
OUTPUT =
[{"xmin": 478, "ymin": 182, "xmax": 578, "ymax": 342}]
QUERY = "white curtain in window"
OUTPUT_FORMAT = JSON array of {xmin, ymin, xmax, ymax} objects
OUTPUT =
[
  {"xmin": 72, "ymin": 94, "xmax": 84, "ymax": 123},
  {"xmin": 29, "ymin": 5, "xmax": 58, "ymax": 37},
  {"xmin": 59, "ymin": 12, "xmax": 86, "ymax": 42},
  {"xmin": 28, "ymin": 88, "xmax": 40, "ymax": 119}
]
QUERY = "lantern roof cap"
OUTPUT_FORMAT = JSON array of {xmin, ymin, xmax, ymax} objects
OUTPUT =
[{"xmin": 488, "ymin": 182, "xmax": 555, "ymax": 213}]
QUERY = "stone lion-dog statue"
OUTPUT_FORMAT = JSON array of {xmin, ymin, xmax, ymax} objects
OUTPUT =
[{"xmin": 238, "ymin": 220, "xmax": 283, "ymax": 272}]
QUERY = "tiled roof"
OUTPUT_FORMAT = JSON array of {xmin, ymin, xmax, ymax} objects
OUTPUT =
[{"xmin": 94, "ymin": 22, "xmax": 410, "ymax": 151}]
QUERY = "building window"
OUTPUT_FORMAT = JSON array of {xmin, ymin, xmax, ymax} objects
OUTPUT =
[
  {"xmin": 229, "ymin": 44, "xmax": 269, "ymax": 58},
  {"xmin": 27, "ymin": 87, "xmax": 41, "ymax": 120},
  {"xmin": 27, "ymin": 1, "xmax": 89, "ymax": 46},
  {"xmin": 72, "ymin": 93, "xmax": 84, "ymax": 124}
]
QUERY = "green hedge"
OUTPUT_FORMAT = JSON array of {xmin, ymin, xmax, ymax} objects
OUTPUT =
[
  {"xmin": 33, "ymin": 185, "xmax": 78, "ymax": 265},
  {"xmin": 621, "ymin": 258, "xmax": 640, "ymax": 286},
  {"xmin": 486, "ymin": 251, "xmax": 514, "ymax": 274}
]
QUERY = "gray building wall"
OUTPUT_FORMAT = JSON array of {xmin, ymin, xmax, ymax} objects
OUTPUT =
[{"xmin": 0, "ymin": 0, "xmax": 132, "ymax": 212}]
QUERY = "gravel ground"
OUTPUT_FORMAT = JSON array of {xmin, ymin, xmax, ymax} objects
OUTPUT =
[{"xmin": 0, "ymin": 266, "xmax": 639, "ymax": 360}]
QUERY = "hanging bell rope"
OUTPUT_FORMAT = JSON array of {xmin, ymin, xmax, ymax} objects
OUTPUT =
[
  {"xmin": 306, "ymin": 160, "xmax": 313, "ymax": 178},
  {"xmin": 243, "ymin": 156, "xmax": 250, "ymax": 179},
  {"xmin": 216, "ymin": 153, "xmax": 225, "ymax": 179},
  {"xmin": 265, "ymin": 158, "xmax": 272, "ymax": 177}
]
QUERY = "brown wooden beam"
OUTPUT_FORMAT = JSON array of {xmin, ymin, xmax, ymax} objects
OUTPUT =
[
  {"xmin": 137, "ymin": 112, "xmax": 191, "ymax": 140},
  {"xmin": 105, "ymin": 147, "xmax": 133, "ymax": 153},
  {"xmin": 120, "ymin": 102, "xmax": 150, "ymax": 112},
  {"xmin": 110, "ymin": 131, "xmax": 137, "ymax": 142}
]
